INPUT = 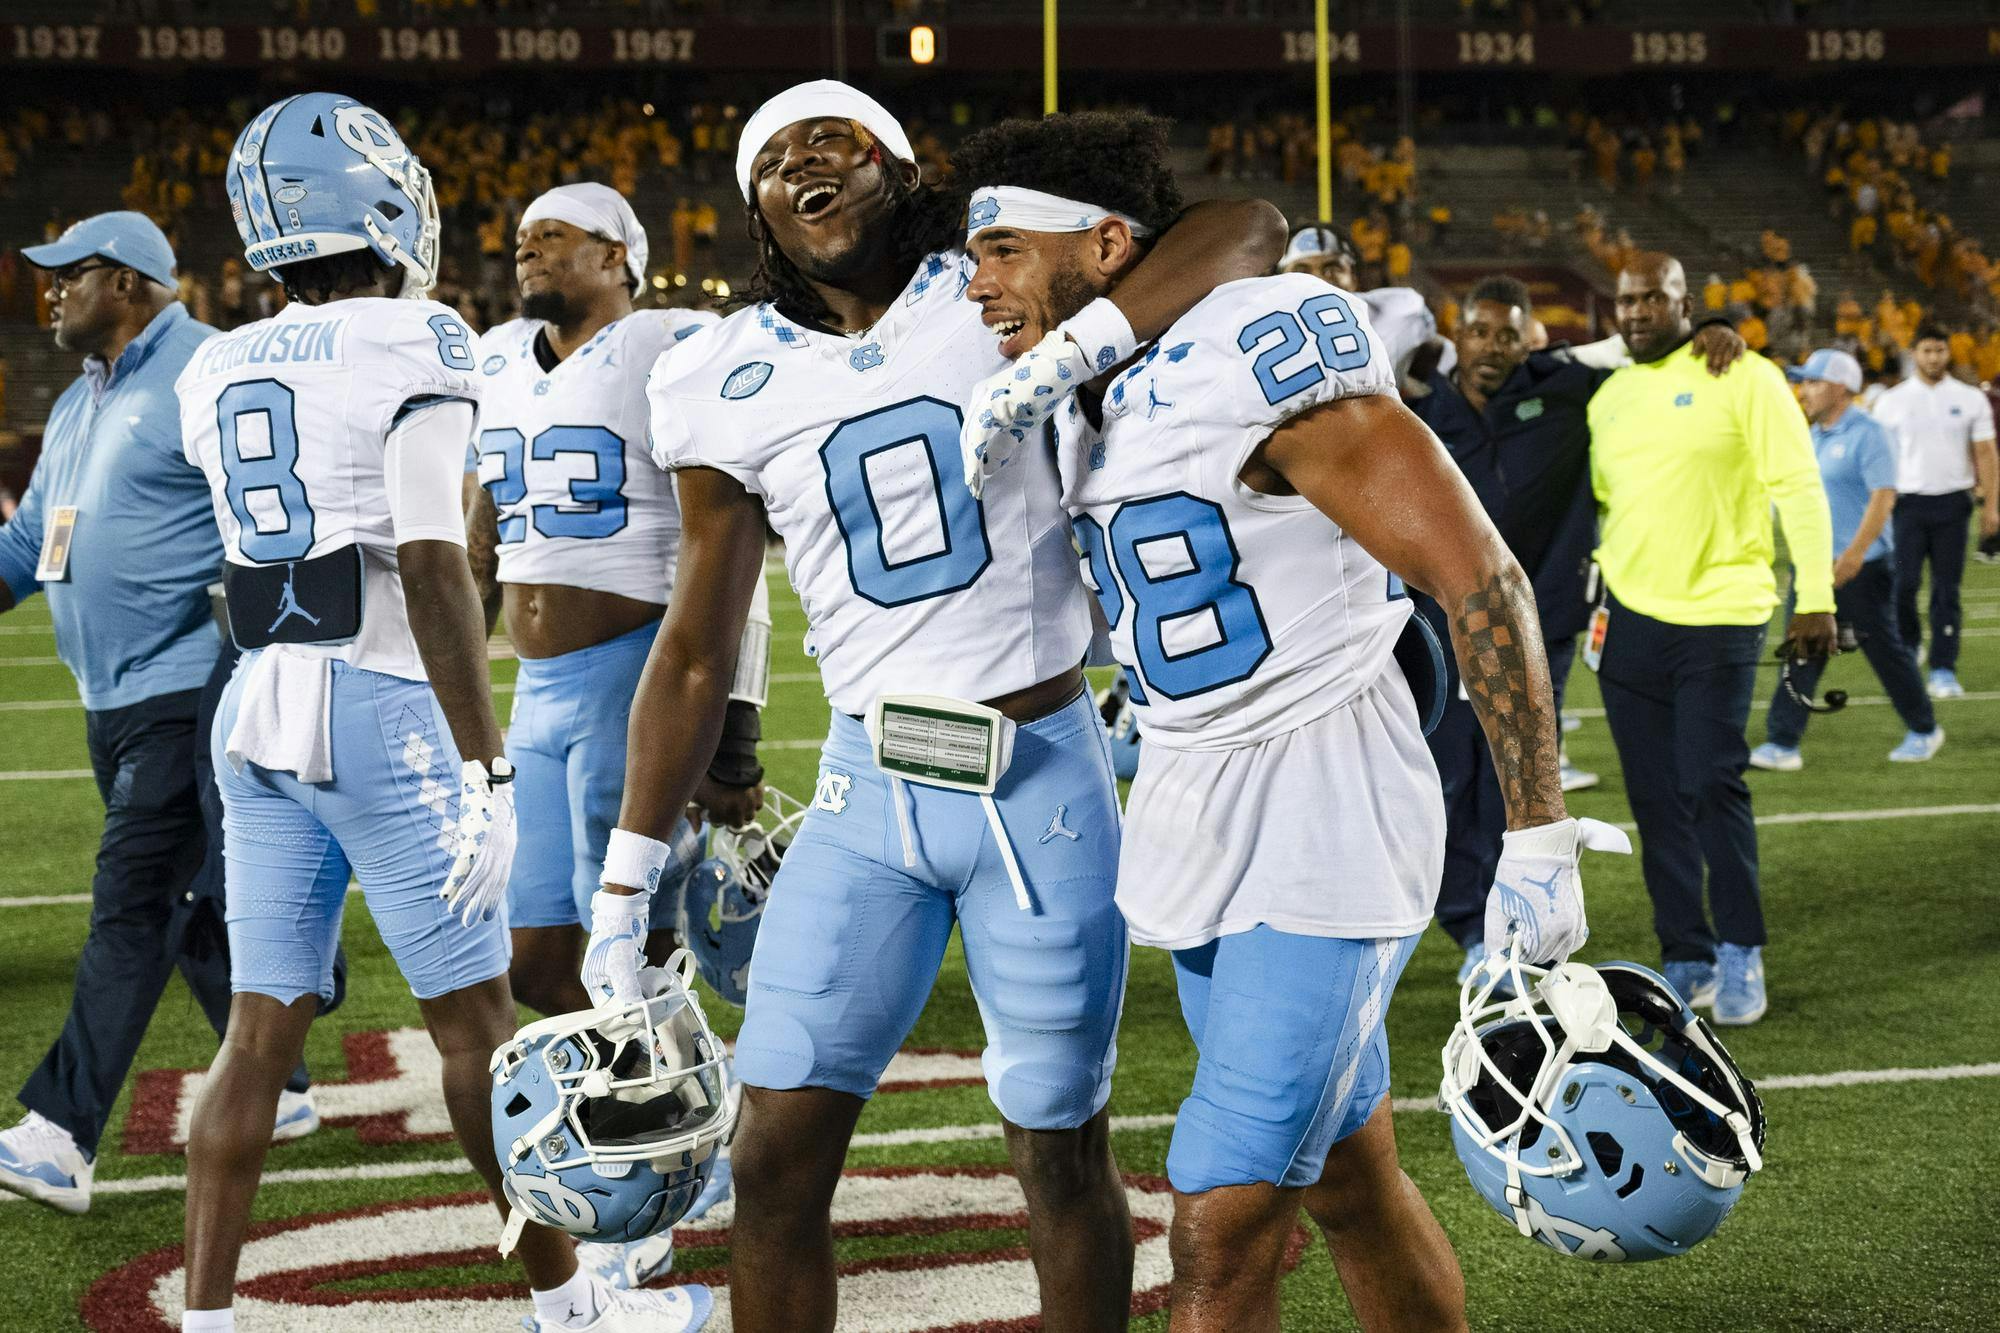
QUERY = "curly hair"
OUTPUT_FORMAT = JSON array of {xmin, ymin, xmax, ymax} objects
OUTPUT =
[
  {"xmin": 947, "ymin": 111, "xmax": 1184, "ymax": 238},
  {"xmin": 739, "ymin": 129, "xmax": 962, "ymax": 327},
  {"xmin": 1467, "ymin": 275, "xmax": 1533, "ymax": 316},
  {"xmin": 272, "ymin": 248, "xmax": 398, "ymax": 305}
]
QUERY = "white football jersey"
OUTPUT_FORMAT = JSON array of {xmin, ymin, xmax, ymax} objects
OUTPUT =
[
  {"xmin": 178, "ymin": 296, "xmax": 483, "ymax": 679},
  {"xmin": 649, "ymin": 252, "xmax": 1092, "ymax": 717},
  {"xmin": 472, "ymin": 309, "xmax": 715, "ymax": 602},
  {"xmin": 1057, "ymin": 273, "xmax": 1409, "ymax": 751},
  {"xmin": 1360, "ymin": 286, "xmax": 1449, "ymax": 382}
]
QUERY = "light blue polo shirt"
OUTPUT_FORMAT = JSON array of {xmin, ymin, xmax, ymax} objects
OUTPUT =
[
  {"xmin": 0, "ymin": 303, "xmax": 223, "ymax": 710},
  {"xmin": 1812, "ymin": 403, "xmax": 1900, "ymax": 565}
]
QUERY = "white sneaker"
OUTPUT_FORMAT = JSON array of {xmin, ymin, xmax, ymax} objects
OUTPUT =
[
  {"xmin": 1748, "ymin": 742, "xmax": 1803, "ymax": 772},
  {"xmin": 272, "ymin": 1089, "xmax": 320, "ymax": 1143},
  {"xmin": 576, "ymin": 1230, "xmax": 676, "ymax": 1289},
  {"xmin": 0, "ymin": 1111, "xmax": 93, "ymax": 1214},
  {"xmin": 525, "ymin": 1275, "xmax": 713, "ymax": 1332},
  {"xmin": 1927, "ymin": 669, "xmax": 1965, "ymax": 699}
]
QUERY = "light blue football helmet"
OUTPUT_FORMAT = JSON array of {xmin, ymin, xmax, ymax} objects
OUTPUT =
[
  {"xmin": 1096, "ymin": 670, "xmax": 1143, "ymax": 782},
  {"xmin": 1441, "ymin": 953, "xmax": 1766, "ymax": 1263},
  {"xmin": 227, "ymin": 92, "xmax": 439, "ymax": 296},
  {"xmin": 490, "ymin": 952, "xmax": 734, "ymax": 1249},
  {"xmin": 678, "ymin": 787, "xmax": 805, "ymax": 1006}
]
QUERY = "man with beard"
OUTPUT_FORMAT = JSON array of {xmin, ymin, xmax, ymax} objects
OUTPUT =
[
  {"xmin": 952, "ymin": 110, "xmax": 1626, "ymax": 1333},
  {"xmin": 1589, "ymin": 251, "xmax": 1836, "ymax": 1026},
  {"xmin": 0, "ymin": 212, "xmax": 321, "ymax": 1213},
  {"xmin": 463, "ymin": 183, "xmax": 764, "ymax": 1289},
  {"xmin": 584, "ymin": 81, "xmax": 1283, "ymax": 1331},
  {"xmin": 1407, "ymin": 276, "xmax": 1743, "ymax": 983}
]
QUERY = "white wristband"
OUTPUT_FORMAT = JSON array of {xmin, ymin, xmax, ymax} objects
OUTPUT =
[
  {"xmin": 1058, "ymin": 297, "xmax": 1139, "ymax": 375},
  {"xmin": 604, "ymin": 827, "xmax": 672, "ymax": 894}
]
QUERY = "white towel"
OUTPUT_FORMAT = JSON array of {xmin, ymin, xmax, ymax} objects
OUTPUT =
[{"xmin": 225, "ymin": 649, "xmax": 335, "ymax": 784}]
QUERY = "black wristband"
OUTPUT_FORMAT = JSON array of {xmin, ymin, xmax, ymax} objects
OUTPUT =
[
  {"xmin": 708, "ymin": 699, "xmax": 764, "ymax": 788},
  {"xmin": 1693, "ymin": 312, "xmax": 1736, "ymax": 332}
]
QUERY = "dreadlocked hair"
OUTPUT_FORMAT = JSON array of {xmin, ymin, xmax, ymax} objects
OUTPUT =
[
  {"xmin": 271, "ymin": 248, "xmax": 398, "ymax": 305},
  {"xmin": 740, "ymin": 122, "xmax": 963, "ymax": 327},
  {"xmin": 948, "ymin": 111, "xmax": 1183, "ymax": 239}
]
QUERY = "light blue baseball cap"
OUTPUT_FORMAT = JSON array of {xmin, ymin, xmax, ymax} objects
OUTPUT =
[
  {"xmin": 1786, "ymin": 347, "xmax": 1862, "ymax": 393},
  {"xmin": 23, "ymin": 211, "xmax": 178, "ymax": 288}
]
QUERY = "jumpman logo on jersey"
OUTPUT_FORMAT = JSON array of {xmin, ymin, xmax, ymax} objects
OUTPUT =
[
  {"xmin": 267, "ymin": 562, "xmax": 321, "ymax": 634},
  {"xmin": 1143, "ymin": 382, "xmax": 1175, "ymax": 420},
  {"xmin": 1039, "ymin": 804, "xmax": 1080, "ymax": 844}
]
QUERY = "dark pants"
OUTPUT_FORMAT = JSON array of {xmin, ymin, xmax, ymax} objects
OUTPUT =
[
  {"xmin": 1766, "ymin": 558, "xmax": 1936, "ymax": 748},
  {"xmin": 1893, "ymin": 489, "xmax": 1972, "ymax": 672},
  {"xmin": 1598, "ymin": 599, "xmax": 1765, "ymax": 964},
  {"xmin": 1428, "ymin": 631, "xmax": 1576, "ymax": 950},
  {"xmin": 18, "ymin": 659, "xmax": 312, "ymax": 1156}
]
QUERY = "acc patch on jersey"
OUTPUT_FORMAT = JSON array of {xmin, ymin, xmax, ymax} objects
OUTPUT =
[
  {"xmin": 722, "ymin": 360, "xmax": 774, "ymax": 400},
  {"xmin": 481, "ymin": 354, "xmax": 506, "ymax": 375}
]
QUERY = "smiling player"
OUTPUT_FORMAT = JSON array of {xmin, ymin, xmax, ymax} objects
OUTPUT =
[
  {"xmin": 955, "ymin": 111, "xmax": 1629, "ymax": 1333},
  {"xmin": 582, "ymin": 80, "xmax": 1284, "ymax": 1332}
]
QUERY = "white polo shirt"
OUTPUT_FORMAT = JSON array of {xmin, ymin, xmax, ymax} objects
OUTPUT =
[{"xmin": 1871, "ymin": 374, "xmax": 1996, "ymax": 496}]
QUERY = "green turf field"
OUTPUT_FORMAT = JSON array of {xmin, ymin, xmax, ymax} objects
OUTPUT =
[{"xmin": 2, "ymin": 552, "xmax": 1996, "ymax": 1331}]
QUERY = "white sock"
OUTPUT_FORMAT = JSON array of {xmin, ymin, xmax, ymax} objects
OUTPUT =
[
  {"xmin": 532, "ymin": 1269, "xmax": 605, "ymax": 1328},
  {"xmin": 182, "ymin": 1311, "xmax": 234, "ymax": 1333}
]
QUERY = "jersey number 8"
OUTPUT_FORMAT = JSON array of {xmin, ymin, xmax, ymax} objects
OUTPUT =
[{"xmin": 216, "ymin": 379, "xmax": 315, "ymax": 563}]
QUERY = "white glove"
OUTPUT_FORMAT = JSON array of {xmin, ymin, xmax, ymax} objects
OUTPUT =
[
  {"xmin": 582, "ymin": 889, "xmax": 651, "ymax": 1006},
  {"xmin": 438, "ymin": 757, "xmax": 516, "ymax": 927},
  {"xmin": 959, "ymin": 330, "xmax": 1088, "ymax": 498},
  {"xmin": 1483, "ymin": 816, "xmax": 1630, "ymax": 966},
  {"xmin": 960, "ymin": 297, "xmax": 1138, "ymax": 498}
]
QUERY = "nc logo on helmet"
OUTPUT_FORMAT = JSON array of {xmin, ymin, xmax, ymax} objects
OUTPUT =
[
  {"xmin": 511, "ymin": 1172, "xmax": 599, "ymax": 1233},
  {"xmin": 333, "ymin": 105, "xmax": 407, "ymax": 165}
]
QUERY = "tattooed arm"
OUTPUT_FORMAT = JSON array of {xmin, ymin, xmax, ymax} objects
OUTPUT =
[{"xmin": 1240, "ymin": 393, "xmax": 1568, "ymax": 830}]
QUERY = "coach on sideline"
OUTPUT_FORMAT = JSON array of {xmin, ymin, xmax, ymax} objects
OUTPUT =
[
  {"xmin": 0, "ymin": 213, "xmax": 315, "ymax": 1214},
  {"xmin": 1588, "ymin": 251, "xmax": 1835, "ymax": 1028}
]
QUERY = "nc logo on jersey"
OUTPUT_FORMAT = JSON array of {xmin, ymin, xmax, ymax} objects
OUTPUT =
[
  {"xmin": 533, "ymin": 380, "xmax": 551, "ymax": 396},
  {"xmin": 1516, "ymin": 397, "xmax": 1544, "ymax": 422},
  {"xmin": 814, "ymin": 771, "xmax": 853, "ymax": 814},
  {"xmin": 850, "ymin": 342, "xmax": 885, "ymax": 372},
  {"xmin": 482, "ymin": 354, "xmax": 507, "ymax": 375},
  {"xmin": 1089, "ymin": 440, "xmax": 1107, "ymax": 470},
  {"xmin": 722, "ymin": 361, "xmax": 774, "ymax": 400},
  {"xmin": 1674, "ymin": 392, "xmax": 1695, "ymax": 407}
]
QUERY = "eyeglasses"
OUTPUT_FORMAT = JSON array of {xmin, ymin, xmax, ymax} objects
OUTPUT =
[{"xmin": 48, "ymin": 260, "xmax": 123, "ymax": 298}]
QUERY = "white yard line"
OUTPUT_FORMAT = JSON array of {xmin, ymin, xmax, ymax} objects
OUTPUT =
[
  {"xmin": 0, "ymin": 656, "xmax": 64, "ymax": 667},
  {"xmin": 7, "ymin": 1061, "xmax": 1993, "ymax": 1204},
  {"xmin": 1564, "ymin": 689, "xmax": 2000, "ymax": 719},
  {"xmin": 0, "ymin": 768, "xmax": 92, "ymax": 781}
]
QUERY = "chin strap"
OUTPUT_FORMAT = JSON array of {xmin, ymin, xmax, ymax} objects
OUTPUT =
[{"xmin": 498, "ymin": 1204, "xmax": 529, "ymax": 1258}]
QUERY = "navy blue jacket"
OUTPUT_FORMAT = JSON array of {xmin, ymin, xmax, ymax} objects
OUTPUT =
[{"xmin": 1407, "ymin": 348, "xmax": 1608, "ymax": 646}]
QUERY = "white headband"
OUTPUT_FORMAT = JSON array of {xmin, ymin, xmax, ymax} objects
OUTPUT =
[
  {"xmin": 736, "ymin": 79, "xmax": 914, "ymax": 202},
  {"xmin": 520, "ymin": 183, "xmax": 649, "ymax": 294},
  {"xmin": 966, "ymin": 186, "xmax": 1155, "ymax": 242}
]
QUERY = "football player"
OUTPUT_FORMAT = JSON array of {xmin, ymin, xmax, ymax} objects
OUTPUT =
[
  {"xmin": 584, "ymin": 80, "xmax": 1284, "ymax": 1332},
  {"xmin": 956, "ymin": 112, "xmax": 1628, "ymax": 1333},
  {"xmin": 174, "ymin": 96, "xmax": 707, "ymax": 1333},
  {"xmin": 464, "ymin": 182, "xmax": 764, "ymax": 1290}
]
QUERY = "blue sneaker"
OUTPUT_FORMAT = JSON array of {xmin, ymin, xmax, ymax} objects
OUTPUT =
[
  {"xmin": 1662, "ymin": 960, "xmax": 1718, "ymax": 1010},
  {"xmin": 1888, "ymin": 728, "xmax": 1945, "ymax": 762},
  {"xmin": 1713, "ymin": 944, "xmax": 1767, "ymax": 1026},
  {"xmin": 1748, "ymin": 742, "xmax": 1802, "ymax": 772},
  {"xmin": 1927, "ymin": 669, "xmax": 1965, "ymax": 699},
  {"xmin": 0, "ymin": 1111, "xmax": 93, "ymax": 1214},
  {"xmin": 272, "ymin": 1088, "xmax": 320, "ymax": 1143}
]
